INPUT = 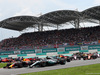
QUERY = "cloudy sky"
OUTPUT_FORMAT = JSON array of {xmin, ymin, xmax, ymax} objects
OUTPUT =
[{"xmin": 0, "ymin": 0, "xmax": 100, "ymax": 41}]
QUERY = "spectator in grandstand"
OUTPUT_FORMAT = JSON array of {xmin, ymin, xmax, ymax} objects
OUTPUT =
[{"xmin": 0, "ymin": 26, "xmax": 100, "ymax": 51}]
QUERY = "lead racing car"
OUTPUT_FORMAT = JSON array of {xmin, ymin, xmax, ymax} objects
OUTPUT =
[{"xmin": 29, "ymin": 56, "xmax": 66, "ymax": 68}]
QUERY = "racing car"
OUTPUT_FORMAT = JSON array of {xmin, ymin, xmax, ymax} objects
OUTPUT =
[
  {"xmin": 3, "ymin": 61, "xmax": 33, "ymax": 69},
  {"xmin": 59, "ymin": 55, "xmax": 71, "ymax": 62},
  {"xmin": 1, "ymin": 57, "xmax": 13, "ymax": 62},
  {"xmin": 83, "ymin": 53, "xmax": 98, "ymax": 60},
  {"xmin": 29, "ymin": 56, "xmax": 66, "ymax": 68},
  {"xmin": 3, "ymin": 58, "xmax": 34, "ymax": 69}
]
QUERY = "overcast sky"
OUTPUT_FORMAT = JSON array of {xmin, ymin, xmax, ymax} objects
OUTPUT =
[{"xmin": 0, "ymin": 0, "xmax": 100, "ymax": 41}]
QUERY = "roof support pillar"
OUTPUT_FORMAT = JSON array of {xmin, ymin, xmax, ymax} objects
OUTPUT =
[
  {"xmin": 41, "ymin": 23, "xmax": 43, "ymax": 31},
  {"xmin": 38, "ymin": 22, "xmax": 43, "ymax": 31},
  {"xmin": 74, "ymin": 19, "xmax": 80, "ymax": 28},
  {"xmin": 38, "ymin": 24, "xmax": 41, "ymax": 31},
  {"xmin": 57, "ymin": 24, "xmax": 59, "ymax": 30},
  {"xmin": 99, "ymin": 20, "xmax": 100, "ymax": 25}
]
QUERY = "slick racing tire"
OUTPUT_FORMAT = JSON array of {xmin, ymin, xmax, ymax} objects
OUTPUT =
[
  {"xmin": 17, "ymin": 63, "xmax": 23, "ymax": 68},
  {"xmin": 60, "ymin": 61, "xmax": 66, "ymax": 65},
  {"xmin": 59, "ymin": 59, "xmax": 66, "ymax": 65},
  {"xmin": 41, "ymin": 62, "xmax": 46, "ymax": 67},
  {"xmin": 67, "ymin": 59, "xmax": 70, "ymax": 62}
]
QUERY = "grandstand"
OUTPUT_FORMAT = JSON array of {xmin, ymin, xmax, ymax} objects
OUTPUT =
[{"xmin": 0, "ymin": 6, "xmax": 100, "ymax": 56}]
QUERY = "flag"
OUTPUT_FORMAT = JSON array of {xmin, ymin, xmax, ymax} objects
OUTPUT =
[
  {"xmin": 83, "ymin": 42, "xmax": 91, "ymax": 45},
  {"xmin": 76, "ymin": 42, "xmax": 83, "ymax": 45},
  {"xmin": 69, "ymin": 42, "xmax": 74, "ymax": 46},
  {"xmin": 91, "ymin": 41, "xmax": 98, "ymax": 44},
  {"xmin": 98, "ymin": 40, "xmax": 100, "ymax": 43},
  {"xmin": 63, "ymin": 43, "xmax": 68, "ymax": 46},
  {"xmin": 54, "ymin": 44, "xmax": 59, "ymax": 48}
]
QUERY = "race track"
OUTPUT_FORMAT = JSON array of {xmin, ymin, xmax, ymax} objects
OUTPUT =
[{"xmin": 0, "ymin": 58, "xmax": 100, "ymax": 75}]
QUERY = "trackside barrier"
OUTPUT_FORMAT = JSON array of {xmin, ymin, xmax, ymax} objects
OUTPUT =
[
  {"xmin": 65, "ymin": 46, "xmax": 80, "ymax": 51},
  {"xmin": 9, "ymin": 55, "xmax": 17, "ymax": 58},
  {"xmin": 88, "ymin": 49, "xmax": 97, "ymax": 53},
  {"xmin": 0, "ymin": 45, "xmax": 100, "ymax": 55},
  {"xmin": 97, "ymin": 49, "xmax": 100, "ymax": 54},
  {"xmin": 38, "ymin": 56, "xmax": 47, "ymax": 58},
  {"xmin": 23, "ymin": 54, "xmax": 36, "ymax": 58},
  {"xmin": 36, "ymin": 53, "xmax": 46, "ymax": 56},
  {"xmin": 0, "ymin": 51, "xmax": 14, "ymax": 55},
  {"xmin": 42, "ymin": 48, "xmax": 57, "ymax": 53},
  {"xmin": 46, "ymin": 52, "xmax": 58, "ymax": 56},
  {"xmin": 79, "ymin": 50, "xmax": 88, "ymax": 52},
  {"xmin": 0, "ymin": 55, "xmax": 8, "ymax": 58},
  {"xmin": 27, "ymin": 54, "xmax": 36, "ymax": 57},
  {"xmin": 0, "ymin": 45, "xmax": 100, "ymax": 58},
  {"xmin": 24, "ymin": 57, "xmax": 35, "ymax": 58},
  {"xmin": 17, "ymin": 54, "xmax": 27, "ymax": 57},
  {"xmin": 62, "ymin": 54, "xmax": 73, "ymax": 56},
  {"xmin": 21, "ymin": 50, "xmax": 35, "ymax": 54},
  {"xmin": 57, "ymin": 51, "xmax": 69, "ymax": 54},
  {"xmin": 69, "ymin": 51, "xmax": 80, "ymax": 54},
  {"xmin": 98, "ymin": 49, "xmax": 100, "ymax": 51},
  {"xmin": 88, "ymin": 45, "xmax": 100, "ymax": 50},
  {"xmin": 64, "ymin": 51, "xmax": 69, "ymax": 54}
]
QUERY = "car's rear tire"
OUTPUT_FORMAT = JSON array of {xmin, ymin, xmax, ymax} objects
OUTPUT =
[
  {"xmin": 59, "ymin": 59, "xmax": 66, "ymax": 65},
  {"xmin": 41, "ymin": 62, "xmax": 46, "ymax": 67},
  {"xmin": 67, "ymin": 59, "xmax": 70, "ymax": 62}
]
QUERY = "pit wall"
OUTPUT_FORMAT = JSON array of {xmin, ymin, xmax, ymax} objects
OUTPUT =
[{"xmin": 0, "ymin": 45, "xmax": 100, "ymax": 58}]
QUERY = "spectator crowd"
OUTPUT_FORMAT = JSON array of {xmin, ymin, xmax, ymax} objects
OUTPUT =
[{"xmin": 0, "ymin": 26, "xmax": 100, "ymax": 51}]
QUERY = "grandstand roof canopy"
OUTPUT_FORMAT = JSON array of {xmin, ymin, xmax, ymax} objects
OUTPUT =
[
  {"xmin": 0, "ymin": 6, "xmax": 100, "ymax": 31},
  {"xmin": 82, "ymin": 6, "xmax": 100, "ymax": 20},
  {"xmin": 39, "ymin": 10, "xmax": 82, "ymax": 24},
  {"xmin": 0, "ymin": 16, "xmax": 39, "ymax": 31},
  {"xmin": 81, "ymin": 6, "xmax": 100, "ymax": 23}
]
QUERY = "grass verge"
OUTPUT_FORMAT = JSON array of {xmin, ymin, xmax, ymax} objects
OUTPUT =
[
  {"xmin": 0, "ymin": 63, "xmax": 7, "ymax": 68},
  {"xmin": 20, "ymin": 63, "xmax": 100, "ymax": 75}
]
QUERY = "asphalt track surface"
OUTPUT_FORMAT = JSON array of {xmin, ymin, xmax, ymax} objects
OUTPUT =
[{"xmin": 0, "ymin": 58, "xmax": 100, "ymax": 75}]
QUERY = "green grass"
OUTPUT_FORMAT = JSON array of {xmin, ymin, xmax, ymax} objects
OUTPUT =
[
  {"xmin": 0, "ymin": 63, "xmax": 7, "ymax": 68},
  {"xmin": 20, "ymin": 63, "xmax": 100, "ymax": 75}
]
